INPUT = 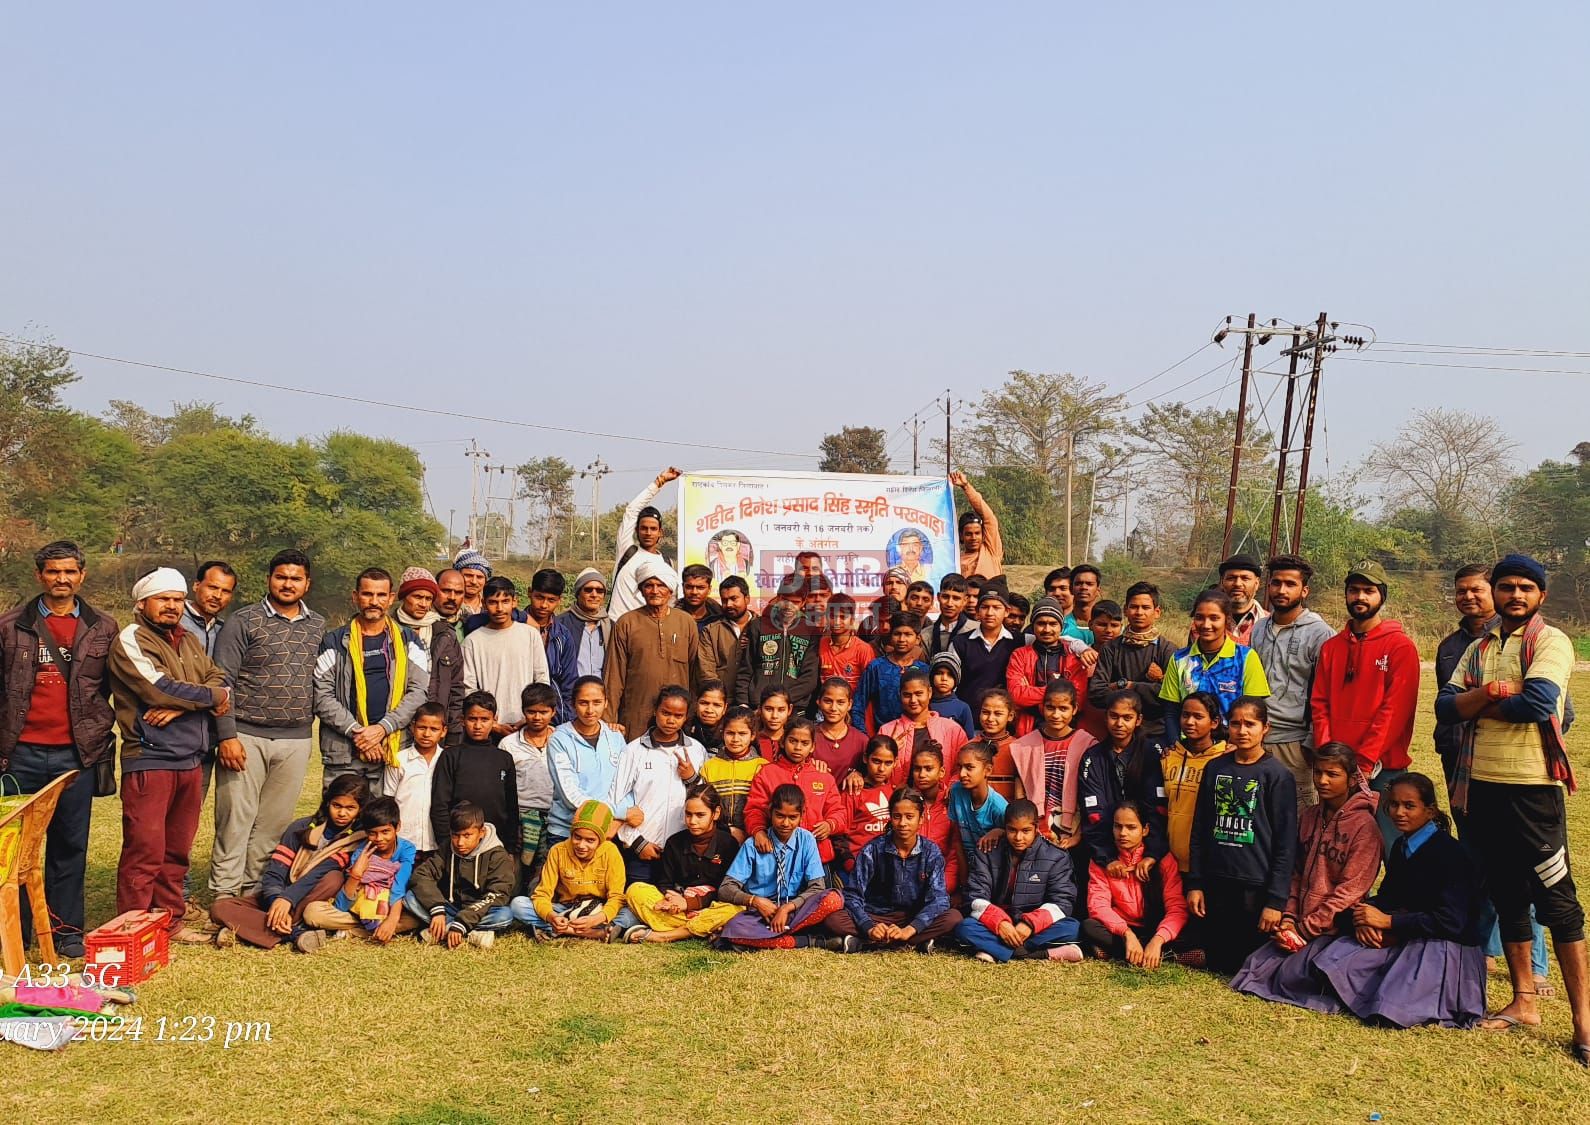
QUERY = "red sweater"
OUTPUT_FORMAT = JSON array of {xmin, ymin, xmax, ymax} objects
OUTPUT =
[
  {"xmin": 839, "ymin": 783, "xmax": 892, "ymax": 868},
  {"xmin": 919, "ymin": 786, "xmax": 963, "ymax": 895},
  {"xmin": 1308, "ymin": 620, "xmax": 1420, "ymax": 772},
  {"xmin": 744, "ymin": 755, "xmax": 848, "ymax": 863},
  {"xmin": 1006, "ymin": 644, "xmax": 1092, "ymax": 737},
  {"xmin": 1086, "ymin": 845, "xmax": 1188, "ymax": 942},
  {"xmin": 813, "ymin": 724, "xmax": 868, "ymax": 777}
]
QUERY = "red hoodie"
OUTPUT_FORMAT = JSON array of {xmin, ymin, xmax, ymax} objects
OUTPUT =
[
  {"xmin": 744, "ymin": 755, "xmax": 848, "ymax": 863},
  {"xmin": 838, "ymin": 783, "xmax": 891, "ymax": 868},
  {"xmin": 1308, "ymin": 620, "xmax": 1420, "ymax": 773}
]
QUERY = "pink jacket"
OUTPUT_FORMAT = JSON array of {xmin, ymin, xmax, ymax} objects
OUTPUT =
[
  {"xmin": 1287, "ymin": 786, "xmax": 1382, "ymax": 939},
  {"xmin": 878, "ymin": 714, "xmax": 969, "ymax": 787},
  {"xmin": 1009, "ymin": 727, "xmax": 1095, "ymax": 840},
  {"xmin": 1086, "ymin": 845, "xmax": 1188, "ymax": 942}
]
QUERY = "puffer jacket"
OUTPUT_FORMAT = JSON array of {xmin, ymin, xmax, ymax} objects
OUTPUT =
[
  {"xmin": 0, "ymin": 598, "xmax": 118, "ymax": 768},
  {"xmin": 964, "ymin": 834, "xmax": 1076, "ymax": 931}
]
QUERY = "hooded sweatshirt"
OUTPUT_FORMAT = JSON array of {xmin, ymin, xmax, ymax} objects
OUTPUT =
[
  {"xmin": 1286, "ymin": 785, "xmax": 1382, "ymax": 939},
  {"xmin": 1248, "ymin": 609, "xmax": 1334, "ymax": 743},
  {"xmin": 1308, "ymin": 620, "xmax": 1420, "ymax": 773},
  {"xmin": 408, "ymin": 821, "xmax": 517, "ymax": 932},
  {"xmin": 735, "ymin": 600, "xmax": 822, "ymax": 713}
]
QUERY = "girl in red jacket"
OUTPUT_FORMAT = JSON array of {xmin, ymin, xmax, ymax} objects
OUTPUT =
[
  {"xmin": 743, "ymin": 717, "xmax": 846, "ymax": 869},
  {"xmin": 908, "ymin": 740, "xmax": 964, "ymax": 898},
  {"xmin": 836, "ymin": 735, "xmax": 898, "ymax": 871},
  {"xmin": 1081, "ymin": 798, "xmax": 1187, "ymax": 969}
]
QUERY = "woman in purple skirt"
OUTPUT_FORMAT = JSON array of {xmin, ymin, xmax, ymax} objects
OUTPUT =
[{"xmin": 1232, "ymin": 773, "xmax": 1487, "ymax": 1028}]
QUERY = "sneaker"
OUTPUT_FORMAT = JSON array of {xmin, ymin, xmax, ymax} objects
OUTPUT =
[
  {"xmin": 171, "ymin": 926, "xmax": 212, "ymax": 946},
  {"xmin": 465, "ymin": 930, "xmax": 495, "ymax": 949},
  {"xmin": 294, "ymin": 930, "xmax": 329, "ymax": 954},
  {"xmin": 974, "ymin": 951, "xmax": 997, "ymax": 964},
  {"xmin": 917, "ymin": 939, "xmax": 937, "ymax": 955},
  {"xmin": 623, "ymin": 925, "xmax": 651, "ymax": 944},
  {"xmin": 1047, "ymin": 943, "xmax": 1084, "ymax": 963},
  {"xmin": 213, "ymin": 927, "xmax": 236, "ymax": 950}
]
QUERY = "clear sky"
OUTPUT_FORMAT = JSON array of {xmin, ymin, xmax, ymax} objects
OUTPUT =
[{"xmin": 5, "ymin": 3, "xmax": 1587, "ymax": 546}]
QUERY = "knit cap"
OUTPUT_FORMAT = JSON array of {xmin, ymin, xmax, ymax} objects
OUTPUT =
[
  {"xmin": 398, "ymin": 566, "xmax": 439, "ymax": 599},
  {"xmin": 454, "ymin": 549, "xmax": 491, "ymax": 576},
  {"xmin": 885, "ymin": 565, "xmax": 910, "ymax": 585},
  {"xmin": 1491, "ymin": 553, "xmax": 1547, "ymax": 590},
  {"xmin": 572, "ymin": 800, "xmax": 614, "ymax": 838},
  {"xmin": 1030, "ymin": 595, "xmax": 1066, "ymax": 624},
  {"xmin": 929, "ymin": 648, "xmax": 962, "ymax": 685},
  {"xmin": 572, "ymin": 567, "xmax": 607, "ymax": 593}
]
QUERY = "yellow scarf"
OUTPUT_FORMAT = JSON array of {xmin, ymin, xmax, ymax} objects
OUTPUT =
[{"xmin": 351, "ymin": 619, "xmax": 408, "ymax": 767}]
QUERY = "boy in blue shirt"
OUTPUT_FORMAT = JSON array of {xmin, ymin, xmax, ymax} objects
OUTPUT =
[{"xmin": 298, "ymin": 797, "xmax": 418, "ymax": 950}]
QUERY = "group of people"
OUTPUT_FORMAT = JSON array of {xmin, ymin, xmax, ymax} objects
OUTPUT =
[{"xmin": 0, "ymin": 468, "xmax": 1584, "ymax": 1065}]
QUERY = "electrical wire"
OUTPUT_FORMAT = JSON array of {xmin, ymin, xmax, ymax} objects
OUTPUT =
[
  {"xmin": 0, "ymin": 332, "xmax": 819, "ymax": 461},
  {"xmin": 1333, "ymin": 355, "xmax": 1590, "ymax": 377}
]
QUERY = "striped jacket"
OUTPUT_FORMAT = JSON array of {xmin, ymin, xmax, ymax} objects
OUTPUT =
[{"xmin": 108, "ymin": 613, "xmax": 229, "ymax": 772}]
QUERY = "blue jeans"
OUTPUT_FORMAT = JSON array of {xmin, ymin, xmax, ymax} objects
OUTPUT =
[
  {"xmin": 1369, "ymin": 767, "xmax": 1408, "ymax": 853},
  {"xmin": 402, "ymin": 891, "xmax": 513, "ymax": 932},
  {"xmin": 1482, "ymin": 903, "xmax": 1550, "ymax": 979},
  {"xmin": 7, "ymin": 743, "xmax": 96, "ymax": 954},
  {"xmin": 954, "ymin": 914, "xmax": 1081, "ymax": 963},
  {"xmin": 508, "ymin": 896, "xmax": 638, "ymax": 933}
]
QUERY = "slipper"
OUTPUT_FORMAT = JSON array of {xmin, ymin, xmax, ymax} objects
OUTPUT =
[
  {"xmin": 1478, "ymin": 1012, "xmax": 1538, "ymax": 1033},
  {"xmin": 1533, "ymin": 976, "xmax": 1557, "ymax": 1000},
  {"xmin": 623, "ymin": 925, "xmax": 651, "ymax": 944}
]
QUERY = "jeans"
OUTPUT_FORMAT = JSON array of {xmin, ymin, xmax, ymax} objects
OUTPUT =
[
  {"xmin": 954, "ymin": 915, "xmax": 1081, "ymax": 963},
  {"xmin": 508, "ymin": 896, "xmax": 639, "ymax": 933},
  {"xmin": 7, "ymin": 742, "xmax": 96, "ymax": 954},
  {"xmin": 402, "ymin": 891, "xmax": 513, "ymax": 932}
]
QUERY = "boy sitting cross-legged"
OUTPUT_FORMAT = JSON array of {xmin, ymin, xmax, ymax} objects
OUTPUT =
[
  {"xmin": 405, "ymin": 800, "xmax": 516, "ymax": 949},
  {"xmin": 299, "ymin": 796, "xmax": 420, "ymax": 950}
]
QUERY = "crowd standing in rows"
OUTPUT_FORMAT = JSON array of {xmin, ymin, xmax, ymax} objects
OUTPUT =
[{"xmin": 0, "ymin": 467, "xmax": 1584, "ymax": 1066}]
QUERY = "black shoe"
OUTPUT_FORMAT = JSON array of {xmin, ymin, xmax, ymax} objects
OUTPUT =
[
  {"xmin": 917, "ymin": 938, "xmax": 937, "ymax": 955},
  {"xmin": 814, "ymin": 935, "xmax": 851, "ymax": 953}
]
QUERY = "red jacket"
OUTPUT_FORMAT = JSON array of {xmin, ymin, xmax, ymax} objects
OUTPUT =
[
  {"xmin": 919, "ymin": 785, "xmax": 963, "ymax": 895},
  {"xmin": 744, "ymin": 755, "xmax": 848, "ymax": 863},
  {"xmin": 838, "ymin": 783, "xmax": 892, "ymax": 867},
  {"xmin": 1006, "ymin": 644, "xmax": 1092, "ymax": 737},
  {"xmin": 1086, "ymin": 845, "xmax": 1188, "ymax": 942},
  {"xmin": 1308, "ymin": 620, "xmax": 1420, "ymax": 772}
]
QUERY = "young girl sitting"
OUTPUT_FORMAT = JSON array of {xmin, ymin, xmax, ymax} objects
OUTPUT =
[
  {"xmin": 687, "ymin": 679, "xmax": 729, "ymax": 752},
  {"xmin": 837, "ymin": 736, "xmax": 898, "ymax": 871},
  {"xmin": 954, "ymin": 798, "xmax": 1084, "ymax": 963},
  {"xmin": 813, "ymin": 677, "xmax": 868, "ymax": 776},
  {"xmin": 1232, "ymin": 773, "xmax": 1486, "ymax": 1028},
  {"xmin": 974, "ymin": 687, "xmax": 1019, "ymax": 801},
  {"xmin": 755, "ymin": 686, "xmax": 793, "ymax": 761},
  {"xmin": 744, "ymin": 718, "xmax": 846, "ymax": 869},
  {"xmin": 701, "ymin": 706, "xmax": 764, "ymax": 842},
  {"xmin": 1185, "ymin": 697, "xmax": 1298, "ymax": 974},
  {"xmin": 1078, "ymin": 690, "xmax": 1168, "ymax": 877},
  {"xmin": 826, "ymin": 787, "xmax": 961, "ymax": 952},
  {"xmin": 623, "ymin": 783, "xmax": 743, "ymax": 943},
  {"xmin": 718, "ymin": 784, "xmax": 847, "ymax": 950},
  {"xmin": 1159, "ymin": 690, "xmax": 1227, "ymax": 873},
  {"xmin": 211, "ymin": 773, "xmax": 368, "ymax": 950},
  {"xmin": 1081, "ymin": 799, "xmax": 1187, "ymax": 969}
]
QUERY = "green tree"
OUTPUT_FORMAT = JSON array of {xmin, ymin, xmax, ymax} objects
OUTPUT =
[
  {"xmin": 516, "ymin": 456, "xmax": 577, "ymax": 561},
  {"xmin": 1135, "ymin": 402, "xmax": 1273, "ymax": 567},
  {"xmin": 818, "ymin": 427, "xmax": 891, "ymax": 474}
]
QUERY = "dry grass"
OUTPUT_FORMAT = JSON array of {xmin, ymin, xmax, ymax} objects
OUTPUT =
[{"xmin": 6, "ymin": 677, "xmax": 1589, "ymax": 1124}]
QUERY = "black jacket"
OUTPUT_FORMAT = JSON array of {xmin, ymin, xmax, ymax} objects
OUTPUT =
[
  {"xmin": 964, "ymin": 835, "xmax": 1076, "ymax": 919},
  {"xmin": 1089, "ymin": 637, "xmax": 1178, "ymax": 718},
  {"xmin": 1354, "ymin": 828, "xmax": 1484, "ymax": 945},
  {"xmin": 430, "ymin": 740, "xmax": 520, "ymax": 858},
  {"xmin": 1077, "ymin": 736, "xmax": 1169, "ymax": 867},
  {"xmin": 409, "ymin": 823, "xmax": 517, "ymax": 932},
  {"xmin": 656, "ymin": 827, "xmax": 740, "ymax": 907},
  {"xmin": 735, "ymin": 604, "xmax": 821, "ymax": 713}
]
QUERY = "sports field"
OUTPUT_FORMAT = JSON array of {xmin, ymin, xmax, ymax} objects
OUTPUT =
[{"xmin": 7, "ymin": 676, "xmax": 1588, "ymax": 1124}]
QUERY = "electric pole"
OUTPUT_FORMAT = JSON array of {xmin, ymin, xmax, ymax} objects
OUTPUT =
[
  {"xmin": 909, "ymin": 416, "xmax": 923, "ymax": 475},
  {"xmin": 580, "ymin": 458, "xmax": 611, "ymax": 565},
  {"xmin": 1220, "ymin": 313, "xmax": 1257, "ymax": 559},
  {"xmin": 1267, "ymin": 324, "xmax": 1302, "ymax": 564},
  {"xmin": 1065, "ymin": 430, "xmax": 1075, "ymax": 566},
  {"xmin": 943, "ymin": 389, "xmax": 952, "ymax": 475},
  {"xmin": 1291, "ymin": 312, "xmax": 1331, "ymax": 553},
  {"xmin": 464, "ymin": 439, "xmax": 490, "ymax": 547}
]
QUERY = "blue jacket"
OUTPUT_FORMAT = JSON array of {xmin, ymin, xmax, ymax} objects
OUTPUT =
[
  {"xmin": 536, "ymin": 618, "xmax": 579, "ymax": 724},
  {"xmin": 844, "ymin": 833, "xmax": 950, "ymax": 934},
  {"xmin": 545, "ymin": 721, "xmax": 632, "ymax": 838},
  {"xmin": 964, "ymin": 835, "xmax": 1075, "ymax": 921},
  {"xmin": 853, "ymin": 657, "xmax": 929, "ymax": 731},
  {"xmin": 333, "ymin": 838, "xmax": 419, "ymax": 912}
]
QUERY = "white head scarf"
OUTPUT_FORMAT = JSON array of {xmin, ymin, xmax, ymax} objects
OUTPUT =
[
  {"xmin": 132, "ymin": 567, "xmax": 188, "ymax": 604},
  {"xmin": 631, "ymin": 555, "xmax": 680, "ymax": 597}
]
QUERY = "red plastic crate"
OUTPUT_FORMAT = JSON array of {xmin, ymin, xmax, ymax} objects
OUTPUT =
[{"xmin": 83, "ymin": 909, "xmax": 170, "ymax": 986}]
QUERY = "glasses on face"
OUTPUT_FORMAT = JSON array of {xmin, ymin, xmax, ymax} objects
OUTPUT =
[{"xmin": 582, "ymin": 587, "xmax": 608, "ymax": 595}]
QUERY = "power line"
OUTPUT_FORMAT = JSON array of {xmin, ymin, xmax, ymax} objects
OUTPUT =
[
  {"xmin": 1371, "ymin": 340, "xmax": 1590, "ymax": 359},
  {"xmin": 0, "ymin": 332, "xmax": 818, "ymax": 461},
  {"xmin": 1334, "ymin": 355, "xmax": 1590, "ymax": 377},
  {"xmin": 1112, "ymin": 339, "xmax": 1218, "ymax": 399}
]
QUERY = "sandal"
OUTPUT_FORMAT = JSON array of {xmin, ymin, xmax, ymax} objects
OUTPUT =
[
  {"xmin": 1572, "ymin": 1043, "xmax": 1590, "ymax": 1068},
  {"xmin": 1479, "ymin": 992, "xmax": 1538, "ymax": 1033},
  {"xmin": 1533, "ymin": 975, "xmax": 1557, "ymax": 1000}
]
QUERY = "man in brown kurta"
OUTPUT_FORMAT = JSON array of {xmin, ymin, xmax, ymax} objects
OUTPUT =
[{"xmin": 603, "ymin": 557, "xmax": 701, "ymax": 740}]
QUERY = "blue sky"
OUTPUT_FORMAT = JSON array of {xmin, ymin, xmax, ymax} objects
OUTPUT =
[{"xmin": 5, "ymin": 3, "xmax": 1586, "ymax": 544}]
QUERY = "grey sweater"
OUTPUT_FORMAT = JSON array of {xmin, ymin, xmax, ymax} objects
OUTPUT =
[{"xmin": 213, "ymin": 599, "xmax": 326, "ymax": 740}]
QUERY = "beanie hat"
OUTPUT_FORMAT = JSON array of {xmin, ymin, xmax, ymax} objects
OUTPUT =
[
  {"xmin": 885, "ymin": 565, "xmax": 910, "ymax": 585},
  {"xmin": 132, "ymin": 567, "xmax": 187, "ymax": 603},
  {"xmin": 976, "ymin": 587, "xmax": 1008, "ymax": 608},
  {"xmin": 398, "ymin": 566, "xmax": 440, "ymax": 600},
  {"xmin": 1491, "ymin": 553, "xmax": 1547, "ymax": 590},
  {"xmin": 1030, "ymin": 595, "xmax": 1066, "ymax": 624},
  {"xmin": 453, "ymin": 549, "xmax": 491, "ymax": 576},
  {"xmin": 572, "ymin": 800, "xmax": 614, "ymax": 838},
  {"xmin": 572, "ymin": 567, "xmax": 606, "ymax": 593},
  {"xmin": 929, "ymin": 648, "xmax": 962, "ymax": 684}
]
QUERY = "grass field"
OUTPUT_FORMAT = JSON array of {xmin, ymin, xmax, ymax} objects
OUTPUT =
[{"xmin": 7, "ymin": 677, "xmax": 1590, "ymax": 1123}]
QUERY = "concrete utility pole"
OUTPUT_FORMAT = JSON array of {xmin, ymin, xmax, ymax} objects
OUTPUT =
[
  {"xmin": 464, "ymin": 439, "xmax": 490, "ymax": 546},
  {"xmin": 1065, "ymin": 430, "xmax": 1075, "ymax": 566},
  {"xmin": 942, "ymin": 389, "xmax": 952, "ymax": 475},
  {"xmin": 1267, "ymin": 324, "xmax": 1302, "ymax": 564},
  {"xmin": 1220, "ymin": 313, "xmax": 1257, "ymax": 559},
  {"xmin": 580, "ymin": 458, "xmax": 611, "ymax": 565}
]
